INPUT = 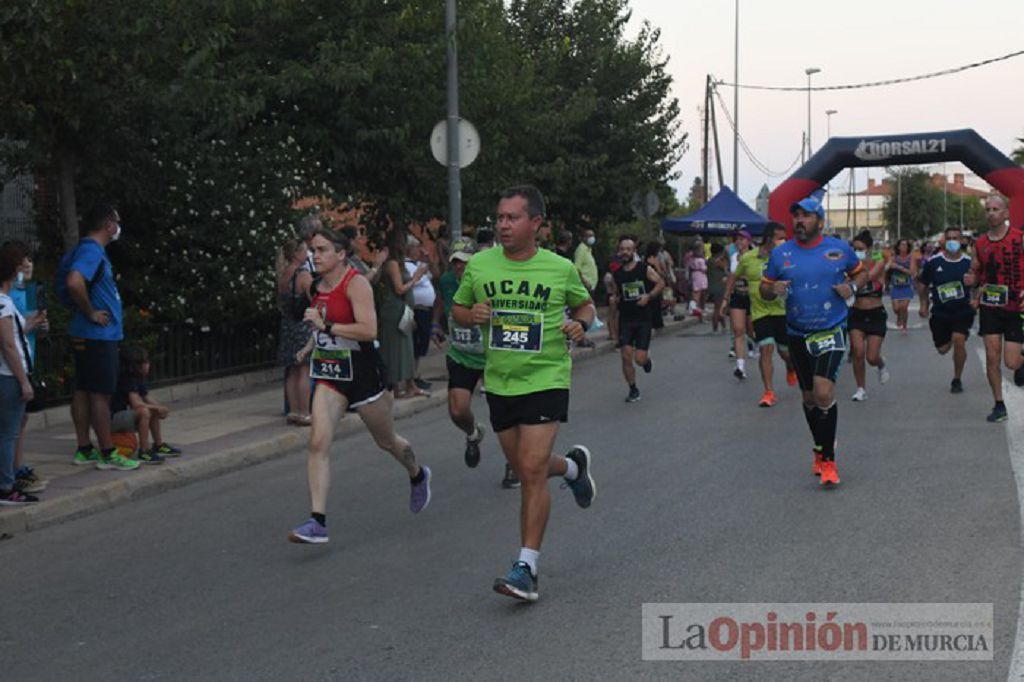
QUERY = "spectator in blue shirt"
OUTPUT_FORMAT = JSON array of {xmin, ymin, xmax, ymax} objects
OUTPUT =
[{"xmin": 66, "ymin": 203, "xmax": 139, "ymax": 471}]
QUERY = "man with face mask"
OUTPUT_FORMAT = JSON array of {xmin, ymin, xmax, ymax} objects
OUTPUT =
[
  {"xmin": 761, "ymin": 197, "xmax": 867, "ymax": 487},
  {"xmin": 920, "ymin": 226, "xmax": 975, "ymax": 393},
  {"xmin": 609, "ymin": 235, "xmax": 664, "ymax": 402},
  {"xmin": 573, "ymin": 228, "xmax": 599, "ymax": 295},
  {"xmin": 65, "ymin": 203, "xmax": 137, "ymax": 471}
]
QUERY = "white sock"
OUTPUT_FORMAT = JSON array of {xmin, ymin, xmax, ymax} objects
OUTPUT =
[
  {"xmin": 563, "ymin": 457, "xmax": 579, "ymax": 481},
  {"xmin": 737, "ymin": 358, "xmax": 746, "ymax": 371},
  {"xmin": 518, "ymin": 548, "xmax": 540, "ymax": 575}
]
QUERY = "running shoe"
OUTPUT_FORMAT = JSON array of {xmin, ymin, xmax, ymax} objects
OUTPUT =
[
  {"xmin": 414, "ymin": 378, "xmax": 432, "ymax": 391},
  {"xmin": 950, "ymin": 378, "xmax": 964, "ymax": 394},
  {"xmin": 410, "ymin": 465, "xmax": 432, "ymax": 513},
  {"xmin": 0, "ymin": 489, "xmax": 38, "ymax": 506},
  {"xmin": 464, "ymin": 423, "xmax": 484, "ymax": 468},
  {"xmin": 786, "ymin": 368, "xmax": 798, "ymax": 387},
  {"xmin": 625, "ymin": 386, "xmax": 641, "ymax": 402},
  {"xmin": 851, "ymin": 387, "xmax": 867, "ymax": 402},
  {"xmin": 878, "ymin": 360, "xmax": 890, "ymax": 385},
  {"xmin": 563, "ymin": 445, "xmax": 595, "ymax": 509},
  {"xmin": 288, "ymin": 517, "xmax": 329, "ymax": 544},
  {"xmin": 72, "ymin": 447, "xmax": 101, "ymax": 466},
  {"xmin": 15, "ymin": 466, "xmax": 47, "ymax": 494},
  {"xmin": 493, "ymin": 561, "xmax": 539, "ymax": 602},
  {"xmin": 987, "ymin": 404, "xmax": 1008, "ymax": 423},
  {"xmin": 501, "ymin": 464, "xmax": 521, "ymax": 489},
  {"xmin": 154, "ymin": 443, "xmax": 183, "ymax": 457},
  {"xmin": 733, "ymin": 367, "xmax": 747, "ymax": 381},
  {"xmin": 728, "ymin": 349, "xmax": 736, "ymax": 359},
  {"xmin": 642, "ymin": 359, "xmax": 653, "ymax": 374},
  {"xmin": 758, "ymin": 390, "xmax": 776, "ymax": 408},
  {"xmin": 137, "ymin": 449, "xmax": 166, "ymax": 465},
  {"xmin": 1014, "ymin": 367, "xmax": 1024, "ymax": 387},
  {"xmin": 812, "ymin": 449, "xmax": 823, "ymax": 477},
  {"xmin": 95, "ymin": 452, "xmax": 141, "ymax": 471},
  {"xmin": 819, "ymin": 460, "xmax": 840, "ymax": 486}
]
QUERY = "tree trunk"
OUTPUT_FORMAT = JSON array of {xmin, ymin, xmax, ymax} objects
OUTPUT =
[{"xmin": 57, "ymin": 149, "xmax": 78, "ymax": 250}]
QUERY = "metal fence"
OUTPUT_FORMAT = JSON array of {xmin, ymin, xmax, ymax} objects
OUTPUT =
[{"xmin": 36, "ymin": 314, "xmax": 281, "ymax": 404}]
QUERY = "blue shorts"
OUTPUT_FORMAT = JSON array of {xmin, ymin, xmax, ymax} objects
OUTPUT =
[
  {"xmin": 71, "ymin": 338, "xmax": 119, "ymax": 395},
  {"xmin": 890, "ymin": 285, "xmax": 914, "ymax": 301}
]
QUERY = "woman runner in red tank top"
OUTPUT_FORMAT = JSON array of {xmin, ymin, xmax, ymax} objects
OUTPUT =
[{"xmin": 287, "ymin": 228, "xmax": 432, "ymax": 545}]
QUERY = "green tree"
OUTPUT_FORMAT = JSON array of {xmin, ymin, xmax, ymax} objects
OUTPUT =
[
  {"xmin": 1013, "ymin": 136, "xmax": 1024, "ymax": 165},
  {"xmin": 882, "ymin": 169, "xmax": 944, "ymax": 239}
]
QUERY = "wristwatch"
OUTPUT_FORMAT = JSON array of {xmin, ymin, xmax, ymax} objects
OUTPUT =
[
  {"xmin": 849, "ymin": 282, "xmax": 858, "ymax": 294},
  {"xmin": 575, "ymin": 318, "xmax": 591, "ymax": 332}
]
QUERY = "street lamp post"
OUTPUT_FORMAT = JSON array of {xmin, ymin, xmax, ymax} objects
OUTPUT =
[
  {"xmin": 825, "ymin": 109, "xmax": 837, "ymax": 229},
  {"xmin": 805, "ymin": 67, "xmax": 820, "ymax": 160},
  {"xmin": 733, "ymin": 0, "xmax": 739, "ymax": 191}
]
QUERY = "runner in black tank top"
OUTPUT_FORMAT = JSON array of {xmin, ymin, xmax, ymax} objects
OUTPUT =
[
  {"xmin": 847, "ymin": 231, "xmax": 890, "ymax": 402},
  {"xmin": 610, "ymin": 235, "xmax": 665, "ymax": 403}
]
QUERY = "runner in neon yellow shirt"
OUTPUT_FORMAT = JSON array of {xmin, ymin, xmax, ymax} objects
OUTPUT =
[{"xmin": 453, "ymin": 185, "xmax": 596, "ymax": 602}]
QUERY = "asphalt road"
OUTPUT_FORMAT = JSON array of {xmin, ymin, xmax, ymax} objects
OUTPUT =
[{"xmin": 2, "ymin": 319, "xmax": 1021, "ymax": 681}]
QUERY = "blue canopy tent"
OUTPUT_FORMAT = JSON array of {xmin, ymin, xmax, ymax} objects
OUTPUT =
[{"xmin": 661, "ymin": 186, "xmax": 769, "ymax": 237}]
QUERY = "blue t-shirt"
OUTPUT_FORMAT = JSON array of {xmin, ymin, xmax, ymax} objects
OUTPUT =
[
  {"xmin": 763, "ymin": 236, "xmax": 863, "ymax": 335},
  {"xmin": 919, "ymin": 253, "xmax": 974, "ymax": 318},
  {"xmin": 9, "ymin": 283, "xmax": 36, "ymax": 361},
  {"xmin": 67, "ymin": 239, "xmax": 123, "ymax": 341}
]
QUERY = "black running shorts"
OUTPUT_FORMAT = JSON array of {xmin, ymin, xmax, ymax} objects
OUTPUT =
[
  {"xmin": 787, "ymin": 328, "xmax": 848, "ymax": 391},
  {"xmin": 446, "ymin": 355, "xmax": 484, "ymax": 392},
  {"xmin": 752, "ymin": 315, "xmax": 788, "ymax": 347},
  {"xmin": 729, "ymin": 291, "xmax": 751, "ymax": 312},
  {"xmin": 978, "ymin": 306, "xmax": 1024, "ymax": 343},
  {"xmin": 71, "ymin": 338, "xmax": 119, "ymax": 395},
  {"xmin": 486, "ymin": 389, "xmax": 569, "ymax": 433},
  {"xmin": 847, "ymin": 306, "xmax": 888, "ymax": 338},
  {"xmin": 618, "ymin": 315, "xmax": 652, "ymax": 351},
  {"xmin": 929, "ymin": 313, "xmax": 974, "ymax": 349},
  {"xmin": 313, "ymin": 349, "xmax": 387, "ymax": 412}
]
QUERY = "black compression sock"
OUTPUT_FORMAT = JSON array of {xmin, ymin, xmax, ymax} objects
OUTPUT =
[
  {"xmin": 817, "ymin": 403, "xmax": 838, "ymax": 461},
  {"xmin": 410, "ymin": 468, "xmax": 425, "ymax": 485},
  {"xmin": 101, "ymin": 447, "xmax": 116, "ymax": 458},
  {"xmin": 996, "ymin": 400, "xmax": 1007, "ymax": 410},
  {"xmin": 77, "ymin": 443, "xmax": 94, "ymax": 453},
  {"xmin": 802, "ymin": 404, "xmax": 822, "ymax": 450},
  {"xmin": 312, "ymin": 512, "xmax": 326, "ymax": 527}
]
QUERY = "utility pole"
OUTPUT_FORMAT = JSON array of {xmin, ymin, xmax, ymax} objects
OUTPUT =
[
  {"xmin": 702, "ymin": 76, "xmax": 711, "ymax": 203},
  {"xmin": 804, "ymin": 67, "xmax": 820, "ymax": 159},
  {"xmin": 445, "ymin": 0, "xmax": 462, "ymax": 239},
  {"xmin": 733, "ymin": 0, "xmax": 739, "ymax": 191}
]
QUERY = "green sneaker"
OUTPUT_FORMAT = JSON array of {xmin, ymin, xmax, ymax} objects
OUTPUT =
[
  {"xmin": 154, "ymin": 443, "xmax": 182, "ymax": 457},
  {"xmin": 95, "ymin": 452, "xmax": 141, "ymax": 471},
  {"xmin": 72, "ymin": 448, "xmax": 101, "ymax": 466}
]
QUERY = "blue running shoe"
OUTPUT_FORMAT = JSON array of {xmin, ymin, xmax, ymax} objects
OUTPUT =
[
  {"xmin": 493, "ymin": 561, "xmax": 538, "ymax": 601},
  {"xmin": 563, "ymin": 445, "xmax": 595, "ymax": 509},
  {"xmin": 987, "ymin": 404, "xmax": 1008, "ymax": 423},
  {"xmin": 410, "ymin": 465, "xmax": 431, "ymax": 513},
  {"xmin": 288, "ymin": 517, "xmax": 329, "ymax": 544}
]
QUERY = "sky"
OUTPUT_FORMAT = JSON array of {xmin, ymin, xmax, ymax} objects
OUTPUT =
[{"xmin": 625, "ymin": 0, "xmax": 1024, "ymax": 205}]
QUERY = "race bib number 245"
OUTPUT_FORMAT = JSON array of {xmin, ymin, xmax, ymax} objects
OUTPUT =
[{"xmin": 490, "ymin": 310, "xmax": 543, "ymax": 353}]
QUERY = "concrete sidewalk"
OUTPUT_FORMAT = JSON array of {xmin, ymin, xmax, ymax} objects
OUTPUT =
[{"xmin": 1, "ymin": 310, "xmax": 697, "ymax": 536}]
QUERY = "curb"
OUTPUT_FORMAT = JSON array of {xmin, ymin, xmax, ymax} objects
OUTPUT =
[{"xmin": 0, "ymin": 315, "xmax": 698, "ymax": 537}]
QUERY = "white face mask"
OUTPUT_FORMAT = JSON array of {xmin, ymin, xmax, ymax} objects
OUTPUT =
[
  {"xmin": 15, "ymin": 271, "xmax": 25, "ymax": 287},
  {"xmin": 585, "ymin": 236, "xmax": 596, "ymax": 246},
  {"xmin": 855, "ymin": 250, "xmax": 867, "ymax": 261},
  {"xmin": 112, "ymin": 224, "xmax": 122, "ymax": 241},
  {"xmin": 945, "ymin": 240, "xmax": 961, "ymax": 254}
]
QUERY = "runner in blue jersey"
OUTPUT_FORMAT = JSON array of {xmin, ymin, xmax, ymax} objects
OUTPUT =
[
  {"xmin": 919, "ymin": 226, "xmax": 975, "ymax": 393},
  {"xmin": 761, "ymin": 197, "xmax": 867, "ymax": 487}
]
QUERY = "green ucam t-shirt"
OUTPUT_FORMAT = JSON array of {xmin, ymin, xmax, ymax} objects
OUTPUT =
[
  {"xmin": 438, "ymin": 270, "xmax": 486, "ymax": 370},
  {"xmin": 735, "ymin": 248, "xmax": 785, "ymax": 321},
  {"xmin": 453, "ymin": 246, "xmax": 591, "ymax": 396}
]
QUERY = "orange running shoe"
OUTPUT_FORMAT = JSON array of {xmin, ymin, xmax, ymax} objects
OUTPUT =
[
  {"xmin": 758, "ymin": 390, "xmax": 776, "ymax": 407},
  {"xmin": 786, "ymin": 368, "xmax": 798, "ymax": 387},
  {"xmin": 812, "ymin": 449, "xmax": 823, "ymax": 476},
  {"xmin": 819, "ymin": 460, "xmax": 840, "ymax": 486}
]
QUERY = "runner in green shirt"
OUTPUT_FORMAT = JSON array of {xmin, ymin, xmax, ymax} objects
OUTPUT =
[
  {"xmin": 452, "ymin": 185, "xmax": 596, "ymax": 602},
  {"xmin": 734, "ymin": 223, "xmax": 796, "ymax": 407}
]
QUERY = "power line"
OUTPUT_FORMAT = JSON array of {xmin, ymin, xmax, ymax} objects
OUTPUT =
[
  {"xmin": 710, "ymin": 82, "xmax": 803, "ymax": 178},
  {"xmin": 714, "ymin": 48, "xmax": 1024, "ymax": 92}
]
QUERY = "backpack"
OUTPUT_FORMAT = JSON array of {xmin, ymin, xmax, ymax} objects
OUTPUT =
[{"xmin": 55, "ymin": 241, "xmax": 106, "ymax": 308}]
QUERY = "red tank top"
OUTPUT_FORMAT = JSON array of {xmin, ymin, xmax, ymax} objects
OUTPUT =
[
  {"xmin": 975, "ymin": 226, "xmax": 1024, "ymax": 312},
  {"xmin": 311, "ymin": 268, "xmax": 359, "ymax": 325}
]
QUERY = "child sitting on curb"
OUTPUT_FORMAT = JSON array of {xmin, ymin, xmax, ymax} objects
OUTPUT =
[{"xmin": 110, "ymin": 346, "xmax": 182, "ymax": 464}]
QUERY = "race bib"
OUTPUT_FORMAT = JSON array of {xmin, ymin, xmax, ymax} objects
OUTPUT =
[
  {"xmin": 490, "ymin": 310, "xmax": 543, "ymax": 353},
  {"xmin": 310, "ymin": 347, "xmax": 353, "ymax": 381},
  {"xmin": 892, "ymin": 271, "xmax": 910, "ymax": 287},
  {"xmin": 805, "ymin": 326, "xmax": 847, "ymax": 357},
  {"xmin": 981, "ymin": 284, "xmax": 1009, "ymax": 307},
  {"xmin": 621, "ymin": 280, "xmax": 644, "ymax": 302},
  {"xmin": 734, "ymin": 277, "xmax": 749, "ymax": 293},
  {"xmin": 449, "ymin": 316, "xmax": 484, "ymax": 354},
  {"xmin": 936, "ymin": 281, "xmax": 966, "ymax": 304}
]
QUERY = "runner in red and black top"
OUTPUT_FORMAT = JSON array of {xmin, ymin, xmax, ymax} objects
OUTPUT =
[
  {"xmin": 968, "ymin": 193, "xmax": 1024, "ymax": 423},
  {"xmin": 287, "ymin": 228, "xmax": 431, "ymax": 544}
]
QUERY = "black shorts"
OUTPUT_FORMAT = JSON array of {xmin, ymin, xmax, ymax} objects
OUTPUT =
[
  {"xmin": 71, "ymin": 338, "xmax": 119, "ymax": 395},
  {"xmin": 618, "ymin": 315, "xmax": 652, "ymax": 350},
  {"xmin": 787, "ymin": 329, "xmax": 848, "ymax": 391},
  {"xmin": 729, "ymin": 291, "xmax": 751, "ymax": 312},
  {"xmin": 446, "ymin": 355, "xmax": 484, "ymax": 392},
  {"xmin": 752, "ymin": 315, "xmax": 788, "ymax": 347},
  {"xmin": 313, "ymin": 350, "xmax": 387, "ymax": 412},
  {"xmin": 486, "ymin": 389, "xmax": 569, "ymax": 433},
  {"xmin": 929, "ymin": 313, "xmax": 974, "ymax": 348},
  {"xmin": 847, "ymin": 306, "xmax": 888, "ymax": 338},
  {"xmin": 978, "ymin": 306, "xmax": 1024, "ymax": 343}
]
